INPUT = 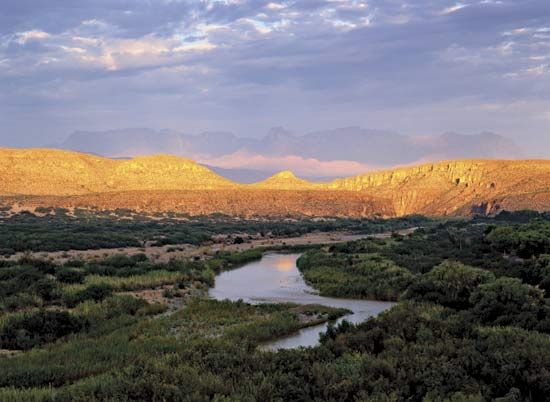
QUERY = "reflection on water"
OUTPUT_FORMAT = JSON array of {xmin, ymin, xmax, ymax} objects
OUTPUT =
[
  {"xmin": 209, "ymin": 253, "xmax": 395, "ymax": 350},
  {"xmin": 273, "ymin": 255, "xmax": 296, "ymax": 272}
]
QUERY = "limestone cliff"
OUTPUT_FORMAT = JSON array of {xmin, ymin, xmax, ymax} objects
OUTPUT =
[{"xmin": 328, "ymin": 160, "xmax": 550, "ymax": 216}]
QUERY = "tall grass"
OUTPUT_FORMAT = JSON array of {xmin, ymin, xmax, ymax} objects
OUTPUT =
[
  {"xmin": 63, "ymin": 270, "xmax": 187, "ymax": 293},
  {"xmin": 0, "ymin": 387, "xmax": 54, "ymax": 402}
]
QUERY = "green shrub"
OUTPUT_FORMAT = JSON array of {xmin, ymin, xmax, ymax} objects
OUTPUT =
[
  {"xmin": 63, "ymin": 284, "xmax": 113, "ymax": 308},
  {"xmin": 56, "ymin": 268, "xmax": 85, "ymax": 284},
  {"xmin": 0, "ymin": 311, "xmax": 88, "ymax": 350},
  {"xmin": 404, "ymin": 261, "xmax": 495, "ymax": 309}
]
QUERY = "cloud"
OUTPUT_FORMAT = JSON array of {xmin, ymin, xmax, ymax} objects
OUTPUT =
[
  {"xmin": 0, "ymin": 0, "xmax": 549, "ymax": 154},
  {"xmin": 198, "ymin": 151, "xmax": 378, "ymax": 178},
  {"xmin": 14, "ymin": 30, "xmax": 51, "ymax": 44},
  {"xmin": 440, "ymin": 3, "xmax": 468, "ymax": 15}
]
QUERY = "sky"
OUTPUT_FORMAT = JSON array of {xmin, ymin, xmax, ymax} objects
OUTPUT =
[{"xmin": 0, "ymin": 0, "xmax": 549, "ymax": 154}]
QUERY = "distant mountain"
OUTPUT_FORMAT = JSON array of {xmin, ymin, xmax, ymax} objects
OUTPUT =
[
  {"xmin": 60, "ymin": 127, "xmax": 522, "ymax": 176},
  {"xmin": 1, "ymin": 148, "xmax": 549, "ymax": 217}
]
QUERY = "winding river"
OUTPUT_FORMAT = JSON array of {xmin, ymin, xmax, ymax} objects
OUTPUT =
[{"xmin": 209, "ymin": 253, "xmax": 395, "ymax": 350}]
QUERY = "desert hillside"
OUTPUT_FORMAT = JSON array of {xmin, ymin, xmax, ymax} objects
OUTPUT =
[
  {"xmin": 0, "ymin": 148, "xmax": 236, "ymax": 195},
  {"xmin": 329, "ymin": 160, "xmax": 550, "ymax": 215},
  {"xmin": 252, "ymin": 171, "xmax": 322, "ymax": 190},
  {"xmin": 1, "ymin": 148, "xmax": 549, "ymax": 217}
]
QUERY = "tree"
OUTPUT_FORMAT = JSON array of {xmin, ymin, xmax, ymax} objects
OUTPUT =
[
  {"xmin": 404, "ymin": 261, "xmax": 495, "ymax": 309},
  {"xmin": 470, "ymin": 277, "xmax": 549, "ymax": 331}
]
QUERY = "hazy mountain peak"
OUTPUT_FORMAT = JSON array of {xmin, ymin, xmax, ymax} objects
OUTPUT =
[
  {"xmin": 267, "ymin": 126, "xmax": 293, "ymax": 137},
  {"xmin": 59, "ymin": 127, "xmax": 523, "ymax": 182}
]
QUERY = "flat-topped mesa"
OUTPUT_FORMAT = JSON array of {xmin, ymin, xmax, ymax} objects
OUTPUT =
[{"xmin": 252, "ymin": 170, "xmax": 320, "ymax": 190}]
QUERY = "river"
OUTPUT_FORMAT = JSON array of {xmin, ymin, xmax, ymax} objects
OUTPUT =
[{"xmin": 209, "ymin": 252, "xmax": 395, "ymax": 350}]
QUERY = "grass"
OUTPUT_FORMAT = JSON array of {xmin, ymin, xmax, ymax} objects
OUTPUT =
[
  {"xmin": 63, "ymin": 270, "xmax": 189, "ymax": 294},
  {"xmin": 0, "ymin": 298, "xmax": 345, "ymax": 394},
  {"xmin": 0, "ymin": 387, "xmax": 54, "ymax": 402}
]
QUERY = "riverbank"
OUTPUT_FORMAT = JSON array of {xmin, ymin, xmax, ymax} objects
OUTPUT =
[
  {"xmin": 3, "ymin": 227, "xmax": 418, "ymax": 264},
  {"xmin": 208, "ymin": 252, "xmax": 395, "ymax": 349}
]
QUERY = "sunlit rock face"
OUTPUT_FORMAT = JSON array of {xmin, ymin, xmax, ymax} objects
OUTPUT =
[
  {"xmin": 252, "ymin": 170, "xmax": 322, "ymax": 190},
  {"xmin": 0, "ymin": 148, "xmax": 549, "ymax": 217},
  {"xmin": 0, "ymin": 148, "xmax": 237, "ymax": 195},
  {"xmin": 328, "ymin": 160, "xmax": 550, "ymax": 216}
]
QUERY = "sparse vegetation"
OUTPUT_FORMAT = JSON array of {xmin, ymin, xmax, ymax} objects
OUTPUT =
[{"xmin": 0, "ymin": 209, "xmax": 429, "ymax": 255}]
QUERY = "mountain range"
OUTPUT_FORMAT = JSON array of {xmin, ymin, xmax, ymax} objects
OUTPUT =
[
  {"xmin": 1, "ymin": 148, "xmax": 549, "ymax": 218},
  {"xmin": 59, "ymin": 127, "xmax": 521, "ymax": 182}
]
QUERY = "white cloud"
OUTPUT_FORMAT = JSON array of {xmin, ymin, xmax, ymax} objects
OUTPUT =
[
  {"xmin": 440, "ymin": 3, "xmax": 468, "ymax": 15},
  {"xmin": 266, "ymin": 3, "xmax": 285, "ymax": 11},
  {"xmin": 15, "ymin": 30, "xmax": 51, "ymax": 44},
  {"xmin": 198, "ymin": 150, "xmax": 378, "ymax": 177}
]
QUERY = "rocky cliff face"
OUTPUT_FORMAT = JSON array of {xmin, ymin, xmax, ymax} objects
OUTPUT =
[
  {"xmin": 1, "ymin": 148, "xmax": 549, "ymax": 217},
  {"xmin": 329, "ymin": 160, "xmax": 550, "ymax": 216}
]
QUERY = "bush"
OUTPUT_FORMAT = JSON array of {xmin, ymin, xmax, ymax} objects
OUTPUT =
[
  {"xmin": 31, "ymin": 279, "xmax": 60, "ymax": 302},
  {"xmin": 0, "ymin": 311, "xmax": 88, "ymax": 350},
  {"xmin": 56, "ymin": 268, "xmax": 85, "ymax": 284},
  {"xmin": 469, "ymin": 277, "xmax": 550, "ymax": 332},
  {"xmin": 63, "ymin": 284, "xmax": 113, "ymax": 308},
  {"xmin": 404, "ymin": 261, "xmax": 495, "ymax": 309}
]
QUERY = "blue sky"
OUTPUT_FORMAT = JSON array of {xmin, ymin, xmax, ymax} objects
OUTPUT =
[{"xmin": 0, "ymin": 0, "xmax": 549, "ymax": 153}]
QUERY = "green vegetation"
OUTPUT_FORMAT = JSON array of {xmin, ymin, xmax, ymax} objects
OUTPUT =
[
  {"xmin": 0, "ymin": 311, "xmax": 88, "ymax": 350},
  {"xmin": 1, "ymin": 210, "xmax": 550, "ymax": 400},
  {"xmin": 297, "ymin": 251, "xmax": 414, "ymax": 300},
  {"xmin": 486, "ymin": 221, "xmax": 550, "ymax": 258},
  {"xmin": 0, "ymin": 208, "xmax": 428, "ymax": 255}
]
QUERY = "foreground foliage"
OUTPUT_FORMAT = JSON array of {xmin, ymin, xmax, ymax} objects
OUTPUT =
[{"xmin": 1, "ymin": 211, "xmax": 550, "ymax": 401}]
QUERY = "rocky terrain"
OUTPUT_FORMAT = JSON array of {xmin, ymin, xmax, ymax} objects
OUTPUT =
[
  {"xmin": 329, "ymin": 160, "xmax": 550, "ymax": 216},
  {"xmin": 1, "ymin": 148, "xmax": 549, "ymax": 217}
]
